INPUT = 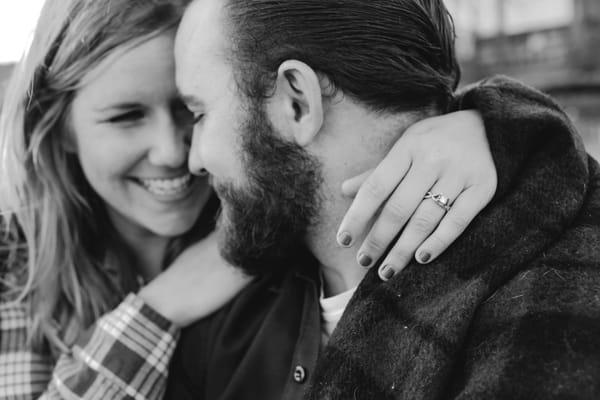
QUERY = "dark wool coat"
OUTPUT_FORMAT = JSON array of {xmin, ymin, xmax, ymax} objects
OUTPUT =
[{"xmin": 307, "ymin": 77, "xmax": 600, "ymax": 399}]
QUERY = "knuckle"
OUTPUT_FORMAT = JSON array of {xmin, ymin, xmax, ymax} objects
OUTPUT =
[
  {"xmin": 362, "ymin": 176, "xmax": 387, "ymax": 200},
  {"xmin": 410, "ymin": 214, "xmax": 437, "ymax": 233},
  {"xmin": 447, "ymin": 214, "xmax": 469, "ymax": 232},
  {"xmin": 341, "ymin": 212, "xmax": 363, "ymax": 230},
  {"xmin": 386, "ymin": 246, "xmax": 412, "ymax": 267},
  {"xmin": 421, "ymin": 150, "xmax": 443, "ymax": 167},
  {"xmin": 363, "ymin": 236, "xmax": 386, "ymax": 253},
  {"xmin": 341, "ymin": 204, "xmax": 372, "ymax": 230},
  {"xmin": 380, "ymin": 199, "xmax": 409, "ymax": 222},
  {"xmin": 421, "ymin": 150, "xmax": 452, "ymax": 171},
  {"xmin": 424, "ymin": 234, "xmax": 448, "ymax": 252}
]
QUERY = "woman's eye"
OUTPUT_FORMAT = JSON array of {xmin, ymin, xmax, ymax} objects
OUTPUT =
[{"xmin": 107, "ymin": 110, "xmax": 145, "ymax": 123}]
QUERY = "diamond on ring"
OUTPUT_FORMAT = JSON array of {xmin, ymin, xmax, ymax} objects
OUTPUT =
[{"xmin": 424, "ymin": 191, "xmax": 451, "ymax": 211}]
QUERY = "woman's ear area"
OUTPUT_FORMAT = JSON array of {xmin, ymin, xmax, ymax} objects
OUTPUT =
[{"xmin": 266, "ymin": 59, "xmax": 324, "ymax": 147}]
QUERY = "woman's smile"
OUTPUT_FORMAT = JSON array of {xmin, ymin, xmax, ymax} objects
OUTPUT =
[{"xmin": 133, "ymin": 172, "xmax": 197, "ymax": 200}]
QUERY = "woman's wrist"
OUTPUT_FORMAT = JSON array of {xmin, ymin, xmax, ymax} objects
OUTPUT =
[{"xmin": 138, "ymin": 283, "xmax": 185, "ymax": 327}]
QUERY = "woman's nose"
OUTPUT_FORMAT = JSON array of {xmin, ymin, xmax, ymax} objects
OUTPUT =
[{"xmin": 147, "ymin": 112, "xmax": 188, "ymax": 168}]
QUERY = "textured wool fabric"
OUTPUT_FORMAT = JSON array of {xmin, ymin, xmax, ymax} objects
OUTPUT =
[{"xmin": 307, "ymin": 77, "xmax": 600, "ymax": 399}]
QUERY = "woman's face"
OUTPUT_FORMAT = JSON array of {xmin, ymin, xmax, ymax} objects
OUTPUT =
[{"xmin": 70, "ymin": 31, "xmax": 211, "ymax": 239}]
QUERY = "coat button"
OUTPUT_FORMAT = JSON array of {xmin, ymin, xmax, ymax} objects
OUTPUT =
[{"xmin": 293, "ymin": 365, "xmax": 307, "ymax": 383}]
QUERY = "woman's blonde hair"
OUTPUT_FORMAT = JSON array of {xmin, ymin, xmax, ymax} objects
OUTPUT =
[{"xmin": 0, "ymin": 0, "xmax": 206, "ymax": 353}]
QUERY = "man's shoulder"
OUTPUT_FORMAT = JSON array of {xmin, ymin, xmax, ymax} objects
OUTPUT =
[
  {"xmin": 458, "ymin": 263, "xmax": 600, "ymax": 398},
  {"xmin": 478, "ymin": 153, "xmax": 600, "ymax": 313},
  {"xmin": 456, "ymin": 171, "xmax": 600, "ymax": 398},
  {"xmin": 310, "ymin": 165, "xmax": 600, "ymax": 399}
]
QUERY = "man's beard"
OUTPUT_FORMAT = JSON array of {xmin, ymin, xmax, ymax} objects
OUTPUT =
[{"xmin": 213, "ymin": 100, "xmax": 322, "ymax": 276}]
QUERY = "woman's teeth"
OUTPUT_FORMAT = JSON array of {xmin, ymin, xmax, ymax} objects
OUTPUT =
[{"xmin": 138, "ymin": 174, "xmax": 192, "ymax": 196}]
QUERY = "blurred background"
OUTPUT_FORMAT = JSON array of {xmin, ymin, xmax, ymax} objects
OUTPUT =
[
  {"xmin": 1, "ymin": 0, "xmax": 599, "ymax": 159},
  {"xmin": 446, "ymin": 0, "xmax": 600, "ymax": 159}
]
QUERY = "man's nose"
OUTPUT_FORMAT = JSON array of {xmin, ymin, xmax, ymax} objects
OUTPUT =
[
  {"xmin": 187, "ymin": 125, "xmax": 207, "ymax": 175},
  {"xmin": 147, "ymin": 112, "xmax": 188, "ymax": 168}
]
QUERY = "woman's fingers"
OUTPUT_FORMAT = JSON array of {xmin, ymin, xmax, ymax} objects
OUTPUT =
[
  {"xmin": 377, "ymin": 179, "xmax": 464, "ymax": 281},
  {"xmin": 341, "ymin": 169, "xmax": 372, "ymax": 197},
  {"xmin": 415, "ymin": 184, "xmax": 495, "ymax": 265},
  {"xmin": 353, "ymin": 165, "xmax": 437, "ymax": 268},
  {"xmin": 337, "ymin": 149, "xmax": 411, "ymax": 247},
  {"xmin": 337, "ymin": 110, "xmax": 497, "ymax": 280}
]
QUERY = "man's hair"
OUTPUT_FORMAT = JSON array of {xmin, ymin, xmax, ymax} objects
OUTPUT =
[{"xmin": 224, "ymin": 0, "xmax": 460, "ymax": 114}]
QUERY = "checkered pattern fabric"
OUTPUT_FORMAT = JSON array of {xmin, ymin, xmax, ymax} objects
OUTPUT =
[{"xmin": 0, "ymin": 294, "xmax": 179, "ymax": 400}]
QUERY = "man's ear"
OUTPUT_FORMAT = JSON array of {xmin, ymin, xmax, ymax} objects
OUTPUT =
[{"xmin": 269, "ymin": 60, "xmax": 323, "ymax": 147}]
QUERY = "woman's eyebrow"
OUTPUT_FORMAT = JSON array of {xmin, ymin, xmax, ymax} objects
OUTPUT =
[{"xmin": 94, "ymin": 102, "xmax": 142, "ymax": 113}]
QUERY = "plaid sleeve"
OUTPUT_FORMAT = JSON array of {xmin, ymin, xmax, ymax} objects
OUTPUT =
[
  {"xmin": 46, "ymin": 293, "xmax": 180, "ymax": 400},
  {"xmin": 0, "ymin": 304, "xmax": 54, "ymax": 399}
]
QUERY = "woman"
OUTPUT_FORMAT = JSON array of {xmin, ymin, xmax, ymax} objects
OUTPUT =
[{"xmin": 0, "ymin": 0, "xmax": 497, "ymax": 399}]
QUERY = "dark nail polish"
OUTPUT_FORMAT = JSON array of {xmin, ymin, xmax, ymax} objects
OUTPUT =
[
  {"xmin": 338, "ymin": 232, "xmax": 352, "ymax": 247},
  {"xmin": 419, "ymin": 252, "xmax": 431, "ymax": 263},
  {"xmin": 380, "ymin": 265, "xmax": 395, "ymax": 281},
  {"xmin": 358, "ymin": 253, "xmax": 373, "ymax": 267}
]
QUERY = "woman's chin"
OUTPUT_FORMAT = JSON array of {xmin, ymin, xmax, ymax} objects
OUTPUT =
[{"xmin": 146, "ymin": 214, "xmax": 201, "ymax": 238}]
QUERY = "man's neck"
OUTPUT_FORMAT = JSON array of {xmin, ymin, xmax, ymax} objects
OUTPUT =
[
  {"xmin": 306, "ymin": 194, "xmax": 370, "ymax": 297},
  {"xmin": 320, "ymin": 257, "xmax": 367, "ymax": 297},
  {"xmin": 304, "ymin": 98, "xmax": 427, "ymax": 296}
]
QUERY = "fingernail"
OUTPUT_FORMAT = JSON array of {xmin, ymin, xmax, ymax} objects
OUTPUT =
[
  {"xmin": 337, "ymin": 232, "xmax": 353, "ymax": 247},
  {"xmin": 419, "ymin": 251, "xmax": 431, "ymax": 263},
  {"xmin": 379, "ymin": 264, "xmax": 395, "ymax": 281},
  {"xmin": 358, "ymin": 253, "xmax": 373, "ymax": 267}
]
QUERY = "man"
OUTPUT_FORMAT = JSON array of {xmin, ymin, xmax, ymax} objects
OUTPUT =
[{"xmin": 167, "ymin": 0, "xmax": 600, "ymax": 399}]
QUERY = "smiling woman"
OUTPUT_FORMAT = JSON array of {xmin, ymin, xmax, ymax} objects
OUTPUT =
[
  {"xmin": 0, "ymin": 1, "xmax": 251, "ymax": 399},
  {"xmin": 68, "ymin": 32, "xmax": 211, "ymax": 249}
]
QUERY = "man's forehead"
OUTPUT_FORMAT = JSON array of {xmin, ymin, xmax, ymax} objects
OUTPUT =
[
  {"xmin": 176, "ymin": 0, "xmax": 226, "ymax": 65},
  {"xmin": 175, "ymin": 0, "xmax": 229, "ymax": 92}
]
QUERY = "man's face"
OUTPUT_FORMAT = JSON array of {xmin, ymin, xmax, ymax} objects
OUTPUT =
[{"xmin": 175, "ymin": 0, "xmax": 322, "ymax": 274}]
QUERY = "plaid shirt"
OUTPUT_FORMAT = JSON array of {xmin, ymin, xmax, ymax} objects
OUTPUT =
[{"xmin": 0, "ymin": 293, "xmax": 180, "ymax": 400}]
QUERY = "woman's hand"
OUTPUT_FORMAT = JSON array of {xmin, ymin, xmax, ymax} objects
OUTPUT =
[
  {"xmin": 138, "ymin": 232, "xmax": 252, "ymax": 327},
  {"xmin": 337, "ymin": 110, "xmax": 497, "ymax": 281}
]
